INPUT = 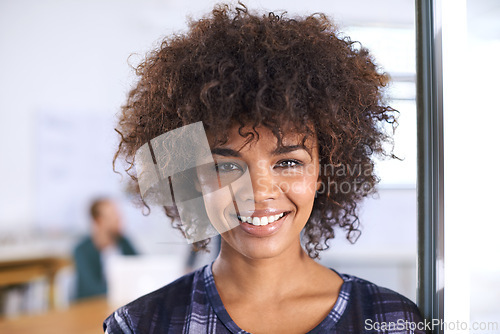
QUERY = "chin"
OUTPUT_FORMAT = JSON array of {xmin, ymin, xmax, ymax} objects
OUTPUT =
[{"xmin": 225, "ymin": 233, "xmax": 296, "ymax": 260}]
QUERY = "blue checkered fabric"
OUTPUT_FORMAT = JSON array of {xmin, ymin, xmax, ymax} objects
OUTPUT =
[{"xmin": 103, "ymin": 263, "xmax": 425, "ymax": 333}]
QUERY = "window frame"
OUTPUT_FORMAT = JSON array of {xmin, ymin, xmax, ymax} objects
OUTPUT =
[{"xmin": 416, "ymin": 0, "xmax": 445, "ymax": 330}]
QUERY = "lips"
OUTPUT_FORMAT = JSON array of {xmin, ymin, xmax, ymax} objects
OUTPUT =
[
  {"xmin": 237, "ymin": 212, "xmax": 288, "ymax": 226},
  {"xmin": 233, "ymin": 210, "xmax": 291, "ymax": 237}
]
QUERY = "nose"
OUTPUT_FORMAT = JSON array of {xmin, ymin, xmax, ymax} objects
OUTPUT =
[
  {"xmin": 229, "ymin": 160, "xmax": 282, "ymax": 204},
  {"xmin": 246, "ymin": 161, "xmax": 281, "ymax": 203}
]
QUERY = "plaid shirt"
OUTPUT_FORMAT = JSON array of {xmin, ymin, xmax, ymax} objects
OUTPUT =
[{"xmin": 103, "ymin": 263, "xmax": 425, "ymax": 333}]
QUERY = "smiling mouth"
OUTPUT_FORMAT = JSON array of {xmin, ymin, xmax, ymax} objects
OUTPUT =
[{"xmin": 236, "ymin": 212, "xmax": 291, "ymax": 226}]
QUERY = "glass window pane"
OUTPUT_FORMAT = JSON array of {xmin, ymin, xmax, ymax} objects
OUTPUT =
[{"xmin": 442, "ymin": 0, "xmax": 500, "ymax": 330}]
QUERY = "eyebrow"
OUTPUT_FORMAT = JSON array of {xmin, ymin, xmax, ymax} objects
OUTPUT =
[
  {"xmin": 211, "ymin": 145, "xmax": 312, "ymax": 158},
  {"xmin": 272, "ymin": 145, "xmax": 311, "ymax": 157},
  {"xmin": 211, "ymin": 148, "xmax": 242, "ymax": 157}
]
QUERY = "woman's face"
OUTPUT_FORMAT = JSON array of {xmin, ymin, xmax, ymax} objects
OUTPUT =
[{"xmin": 196, "ymin": 124, "xmax": 321, "ymax": 259}]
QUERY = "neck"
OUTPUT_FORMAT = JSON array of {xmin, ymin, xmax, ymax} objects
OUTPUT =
[
  {"xmin": 91, "ymin": 228, "xmax": 118, "ymax": 251},
  {"xmin": 212, "ymin": 239, "xmax": 319, "ymax": 301}
]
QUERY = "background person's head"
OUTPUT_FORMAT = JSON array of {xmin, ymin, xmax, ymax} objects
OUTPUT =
[
  {"xmin": 90, "ymin": 198, "xmax": 122, "ymax": 249},
  {"xmin": 113, "ymin": 3, "xmax": 397, "ymax": 258}
]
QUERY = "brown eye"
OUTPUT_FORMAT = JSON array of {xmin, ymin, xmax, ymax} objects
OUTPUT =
[
  {"xmin": 215, "ymin": 162, "xmax": 242, "ymax": 173},
  {"xmin": 276, "ymin": 159, "xmax": 303, "ymax": 168}
]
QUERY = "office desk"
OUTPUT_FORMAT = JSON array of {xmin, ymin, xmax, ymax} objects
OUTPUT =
[
  {"xmin": 0, "ymin": 256, "xmax": 72, "ymax": 309},
  {"xmin": 0, "ymin": 297, "xmax": 112, "ymax": 334}
]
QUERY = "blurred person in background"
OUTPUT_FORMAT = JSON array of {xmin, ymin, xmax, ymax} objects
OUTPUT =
[{"xmin": 73, "ymin": 197, "xmax": 137, "ymax": 300}]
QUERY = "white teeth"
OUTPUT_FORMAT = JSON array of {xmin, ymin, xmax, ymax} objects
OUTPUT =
[{"xmin": 238, "ymin": 212, "xmax": 285, "ymax": 226}]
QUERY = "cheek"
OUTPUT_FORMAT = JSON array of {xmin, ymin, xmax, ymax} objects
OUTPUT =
[
  {"xmin": 202, "ymin": 191, "xmax": 229, "ymax": 217},
  {"xmin": 200, "ymin": 188, "xmax": 236, "ymax": 232},
  {"xmin": 279, "ymin": 175, "xmax": 319, "ymax": 206}
]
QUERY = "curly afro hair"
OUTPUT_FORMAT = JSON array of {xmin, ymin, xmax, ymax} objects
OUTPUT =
[{"xmin": 113, "ymin": 2, "xmax": 397, "ymax": 258}]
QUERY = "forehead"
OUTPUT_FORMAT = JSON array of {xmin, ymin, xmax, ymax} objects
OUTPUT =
[
  {"xmin": 98, "ymin": 201, "xmax": 116, "ymax": 212},
  {"xmin": 207, "ymin": 122, "xmax": 317, "ymax": 151}
]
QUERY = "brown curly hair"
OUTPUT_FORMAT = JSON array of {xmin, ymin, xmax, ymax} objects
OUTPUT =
[{"xmin": 113, "ymin": 2, "xmax": 397, "ymax": 258}]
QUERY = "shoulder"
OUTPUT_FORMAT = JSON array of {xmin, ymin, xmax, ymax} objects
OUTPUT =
[
  {"xmin": 337, "ymin": 273, "xmax": 425, "ymax": 333},
  {"xmin": 344, "ymin": 273, "xmax": 420, "ymax": 309},
  {"xmin": 117, "ymin": 236, "xmax": 137, "ymax": 255},
  {"xmin": 74, "ymin": 236, "xmax": 94, "ymax": 254},
  {"xmin": 103, "ymin": 267, "xmax": 205, "ymax": 333}
]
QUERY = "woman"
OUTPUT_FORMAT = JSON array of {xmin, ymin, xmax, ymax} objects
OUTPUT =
[{"xmin": 105, "ymin": 3, "xmax": 424, "ymax": 333}]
